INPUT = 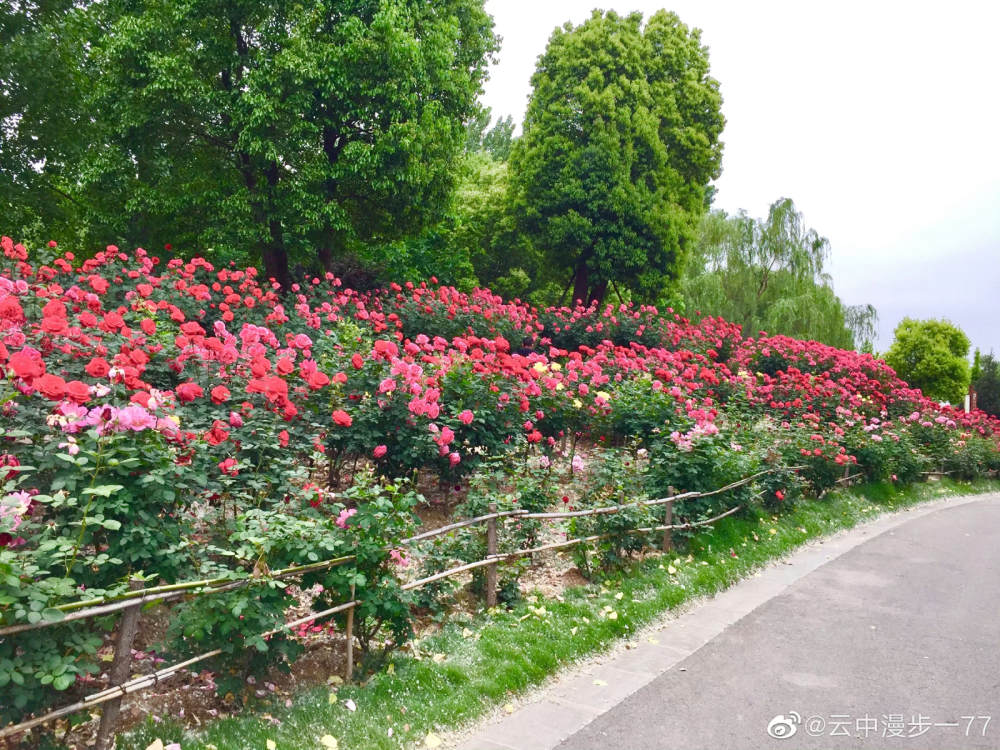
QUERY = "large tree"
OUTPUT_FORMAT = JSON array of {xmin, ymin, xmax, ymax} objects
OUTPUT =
[
  {"xmin": 509, "ymin": 9, "xmax": 725, "ymax": 306},
  {"xmin": 2, "ymin": 0, "xmax": 498, "ymax": 288},
  {"xmin": 682, "ymin": 197, "xmax": 878, "ymax": 349},
  {"xmin": 885, "ymin": 318, "xmax": 971, "ymax": 404}
]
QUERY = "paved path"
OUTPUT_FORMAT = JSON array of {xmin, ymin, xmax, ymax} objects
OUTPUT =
[{"xmin": 458, "ymin": 493, "xmax": 1000, "ymax": 750}]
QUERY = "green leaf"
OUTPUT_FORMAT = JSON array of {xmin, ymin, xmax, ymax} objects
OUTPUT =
[
  {"xmin": 82, "ymin": 485, "xmax": 124, "ymax": 498},
  {"xmin": 41, "ymin": 608, "xmax": 65, "ymax": 623}
]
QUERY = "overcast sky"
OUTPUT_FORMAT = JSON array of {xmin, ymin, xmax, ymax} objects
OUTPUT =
[{"xmin": 479, "ymin": 0, "xmax": 1000, "ymax": 355}]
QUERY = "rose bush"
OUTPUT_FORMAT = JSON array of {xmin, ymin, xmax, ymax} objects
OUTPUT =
[{"xmin": 0, "ymin": 233, "xmax": 997, "ymax": 726}]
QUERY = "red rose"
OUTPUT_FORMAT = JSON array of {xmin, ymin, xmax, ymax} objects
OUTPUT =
[
  {"xmin": 275, "ymin": 358, "xmax": 294, "ymax": 375},
  {"xmin": 140, "ymin": 319, "xmax": 157, "ymax": 335},
  {"xmin": 306, "ymin": 371, "xmax": 330, "ymax": 390},
  {"xmin": 251, "ymin": 357, "xmax": 271, "ymax": 377},
  {"xmin": 42, "ymin": 299, "xmax": 66, "ymax": 318},
  {"xmin": 85, "ymin": 357, "xmax": 111, "ymax": 378},
  {"xmin": 373, "ymin": 445, "xmax": 387, "ymax": 459},
  {"xmin": 0, "ymin": 297, "xmax": 23, "ymax": 323},
  {"xmin": 8, "ymin": 350, "xmax": 45, "ymax": 381},
  {"xmin": 351, "ymin": 353, "xmax": 364, "ymax": 370},
  {"xmin": 102, "ymin": 312, "xmax": 124, "ymax": 330},
  {"xmin": 264, "ymin": 376, "xmax": 288, "ymax": 404},
  {"xmin": 34, "ymin": 373, "xmax": 67, "ymax": 401},
  {"xmin": 41, "ymin": 317, "xmax": 68, "ymax": 335},
  {"xmin": 211, "ymin": 385, "xmax": 231, "ymax": 404},
  {"xmin": 176, "ymin": 382, "xmax": 204, "ymax": 403},
  {"xmin": 246, "ymin": 379, "xmax": 266, "ymax": 395},
  {"xmin": 130, "ymin": 391, "xmax": 152, "ymax": 407},
  {"xmin": 332, "ymin": 409, "xmax": 352, "ymax": 427},
  {"xmin": 180, "ymin": 321, "xmax": 205, "ymax": 336},
  {"xmin": 205, "ymin": 420, "xmax": 230, "ymax": 445},
  {"xmin": 279, "ymin": 430, "xmax": 289, "ymax": 448},
  {"xmin": 65, "ymin": 380, "xmax": 91, "ymax": 404}
]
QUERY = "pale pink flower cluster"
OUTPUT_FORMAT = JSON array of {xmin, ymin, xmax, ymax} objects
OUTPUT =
[
  {"xmin": 389, "ymin": 548, "xmax": 410, "ymax": 567},
  {"xmin": 334, "ymin": 507, "xmax": 357, "ymax": 529},
  {"xmin": 1, "ymin": 490, "xmax": 30, "ymax": 544},
  {"xmin": 669, "ymin": 421, "xmax": 719, "ymax": 453},
  {"xmin": 58, "ymin": 402, "xmax": 160, "ymax": 435}
]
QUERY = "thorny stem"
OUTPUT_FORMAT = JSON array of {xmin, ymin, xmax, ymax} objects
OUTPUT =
[{"xmin": 65, "ymin": 432, "xmax": 106, "ymax": 578}]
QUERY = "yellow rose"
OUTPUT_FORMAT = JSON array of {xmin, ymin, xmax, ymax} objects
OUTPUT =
[{"xmin": 550, "ymin": 362, "xmax": 562, "ymax": 371}]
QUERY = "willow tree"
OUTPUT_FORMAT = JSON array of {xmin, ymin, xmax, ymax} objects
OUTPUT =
[
  {"xmin": 682, "ymin": 197, "xmax": 878, "ymax": 349},
  {"xmin": 509, "ymin": 9, "xmax": 725, "ymax": 306}
]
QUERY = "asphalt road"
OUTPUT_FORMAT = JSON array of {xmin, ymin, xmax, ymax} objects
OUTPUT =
[{"xmin": 558, "ymin": 495, "xmax": 1000, "ymax": 750}]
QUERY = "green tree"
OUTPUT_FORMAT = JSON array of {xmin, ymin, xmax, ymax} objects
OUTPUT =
[
  {"xmin": 681, "ymin": 197, "xmax": 878, "ymax": 349},
  {"xmin": 973, "ymin": 351, "xmax": 999, "ymax": 418},
  {"xmin": 3, "ymin": 0, "xmax": 499, "ymax": 287},
  {"xmin": 465, "ymin": 107, "xmax": 516, "ymax": 161},
  {"xmin": 509, "ymin": 9, "xmax": 725, "ymax": 306},
  {"xmin": 0, "ymin": 1, "xmax": 102, "ymax": 245},
  {"xmin": 885, "ymin": 318, "xmax": 971, "ymax": 404},
  {"xmin": 971, "ymin": 348, "xmax": 982, "ymax": 383}
]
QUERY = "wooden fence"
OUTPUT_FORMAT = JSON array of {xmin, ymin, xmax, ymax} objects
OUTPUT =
[{"xmin": 0, "ymin": 467, "xmax": 789, "ymax": 745}]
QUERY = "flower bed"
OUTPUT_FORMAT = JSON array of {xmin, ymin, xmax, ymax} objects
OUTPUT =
[{"xmin": 1, "ymin": 235, "xmax": 998, "ymax": 732}]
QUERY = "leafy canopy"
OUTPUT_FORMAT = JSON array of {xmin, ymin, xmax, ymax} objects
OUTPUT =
[
  {"xmin": 681, "ymin": 197, "xmax": 878, "ymax": 350},
  {"xmin": 509, "ymin": 9, "xmax": 725, "ymax": 306},
  {"xmin": 885, "ymin": 318, "xmax": 971, "ymax": 404},
  {"xmin": 1, "ymin": 0, "xmax": 499, "ymax": 287}
]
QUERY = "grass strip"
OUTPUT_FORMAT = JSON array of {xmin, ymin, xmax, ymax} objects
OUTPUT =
[{"xmin": 118, "ymin": 478, "xmax": 999, "ymax": 750}]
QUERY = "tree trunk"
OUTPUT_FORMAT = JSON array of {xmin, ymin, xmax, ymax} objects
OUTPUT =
[
  {"xmin": 261, "ymin": 162, "xmax": 290, "ymax": 291},
  {"xmin": 317, "ymin": 246, "xmax": 333, "ymax": 273},
  {"xmin": 262, "ymin": 239, "xmax": 290, "ymax": 291},
  {"xmin": 588, "ymin": 279, "xmax": 609, "ymax": 307},
  {"xmin": 572, "ymin": 263, "xmax": 589, "ymax": 307}
]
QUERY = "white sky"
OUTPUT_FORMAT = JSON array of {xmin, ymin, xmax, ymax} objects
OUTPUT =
[{"xmin": 479, "ymin": 0, "xmax": 1000, "ymax": 355}]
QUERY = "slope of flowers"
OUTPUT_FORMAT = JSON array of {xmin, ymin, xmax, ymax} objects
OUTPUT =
[
  {"xmin": 1, "ymin": 237, "xmax": 997, "ymax": 549},
  {"xmin": 0, "ymin": 236, "xmax": 998, "ymax": 725}
]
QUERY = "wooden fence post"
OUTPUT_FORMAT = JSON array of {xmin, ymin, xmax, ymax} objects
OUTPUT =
[
  {"xmin": 95, "ymin": 578, "xmax": 143, "ymax": 750},
  {"xmin": 344, "ymin": 582, "xmax": 356, "ymax": 682},
  {"xmin": 486, "ymin": 503, "xmax": 498, "ymax": 608},
  {"xmin": 661, "ymin": 486, "xmax": 674, "ymax": 553}
]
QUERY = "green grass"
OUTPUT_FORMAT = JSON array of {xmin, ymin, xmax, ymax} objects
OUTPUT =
[{"xmin": 120, "ymin": 478, "xmax": 999, "ymax": 750}]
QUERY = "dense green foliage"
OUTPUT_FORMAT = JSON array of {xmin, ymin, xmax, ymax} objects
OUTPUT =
[
  {"xmin": 507, "ymin": 9, "xmax": 725, "ymax": 306},
  {"xmin": 681, "ymin": 198, "xmax": 877, "ymax": 349},
  {"xmin": 885, "ymin": 318, "xmax": 971, "ymax": 404},
  {"xmin": 1, "ymin": 0, "xmax": 499, "ymax": 286}
]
